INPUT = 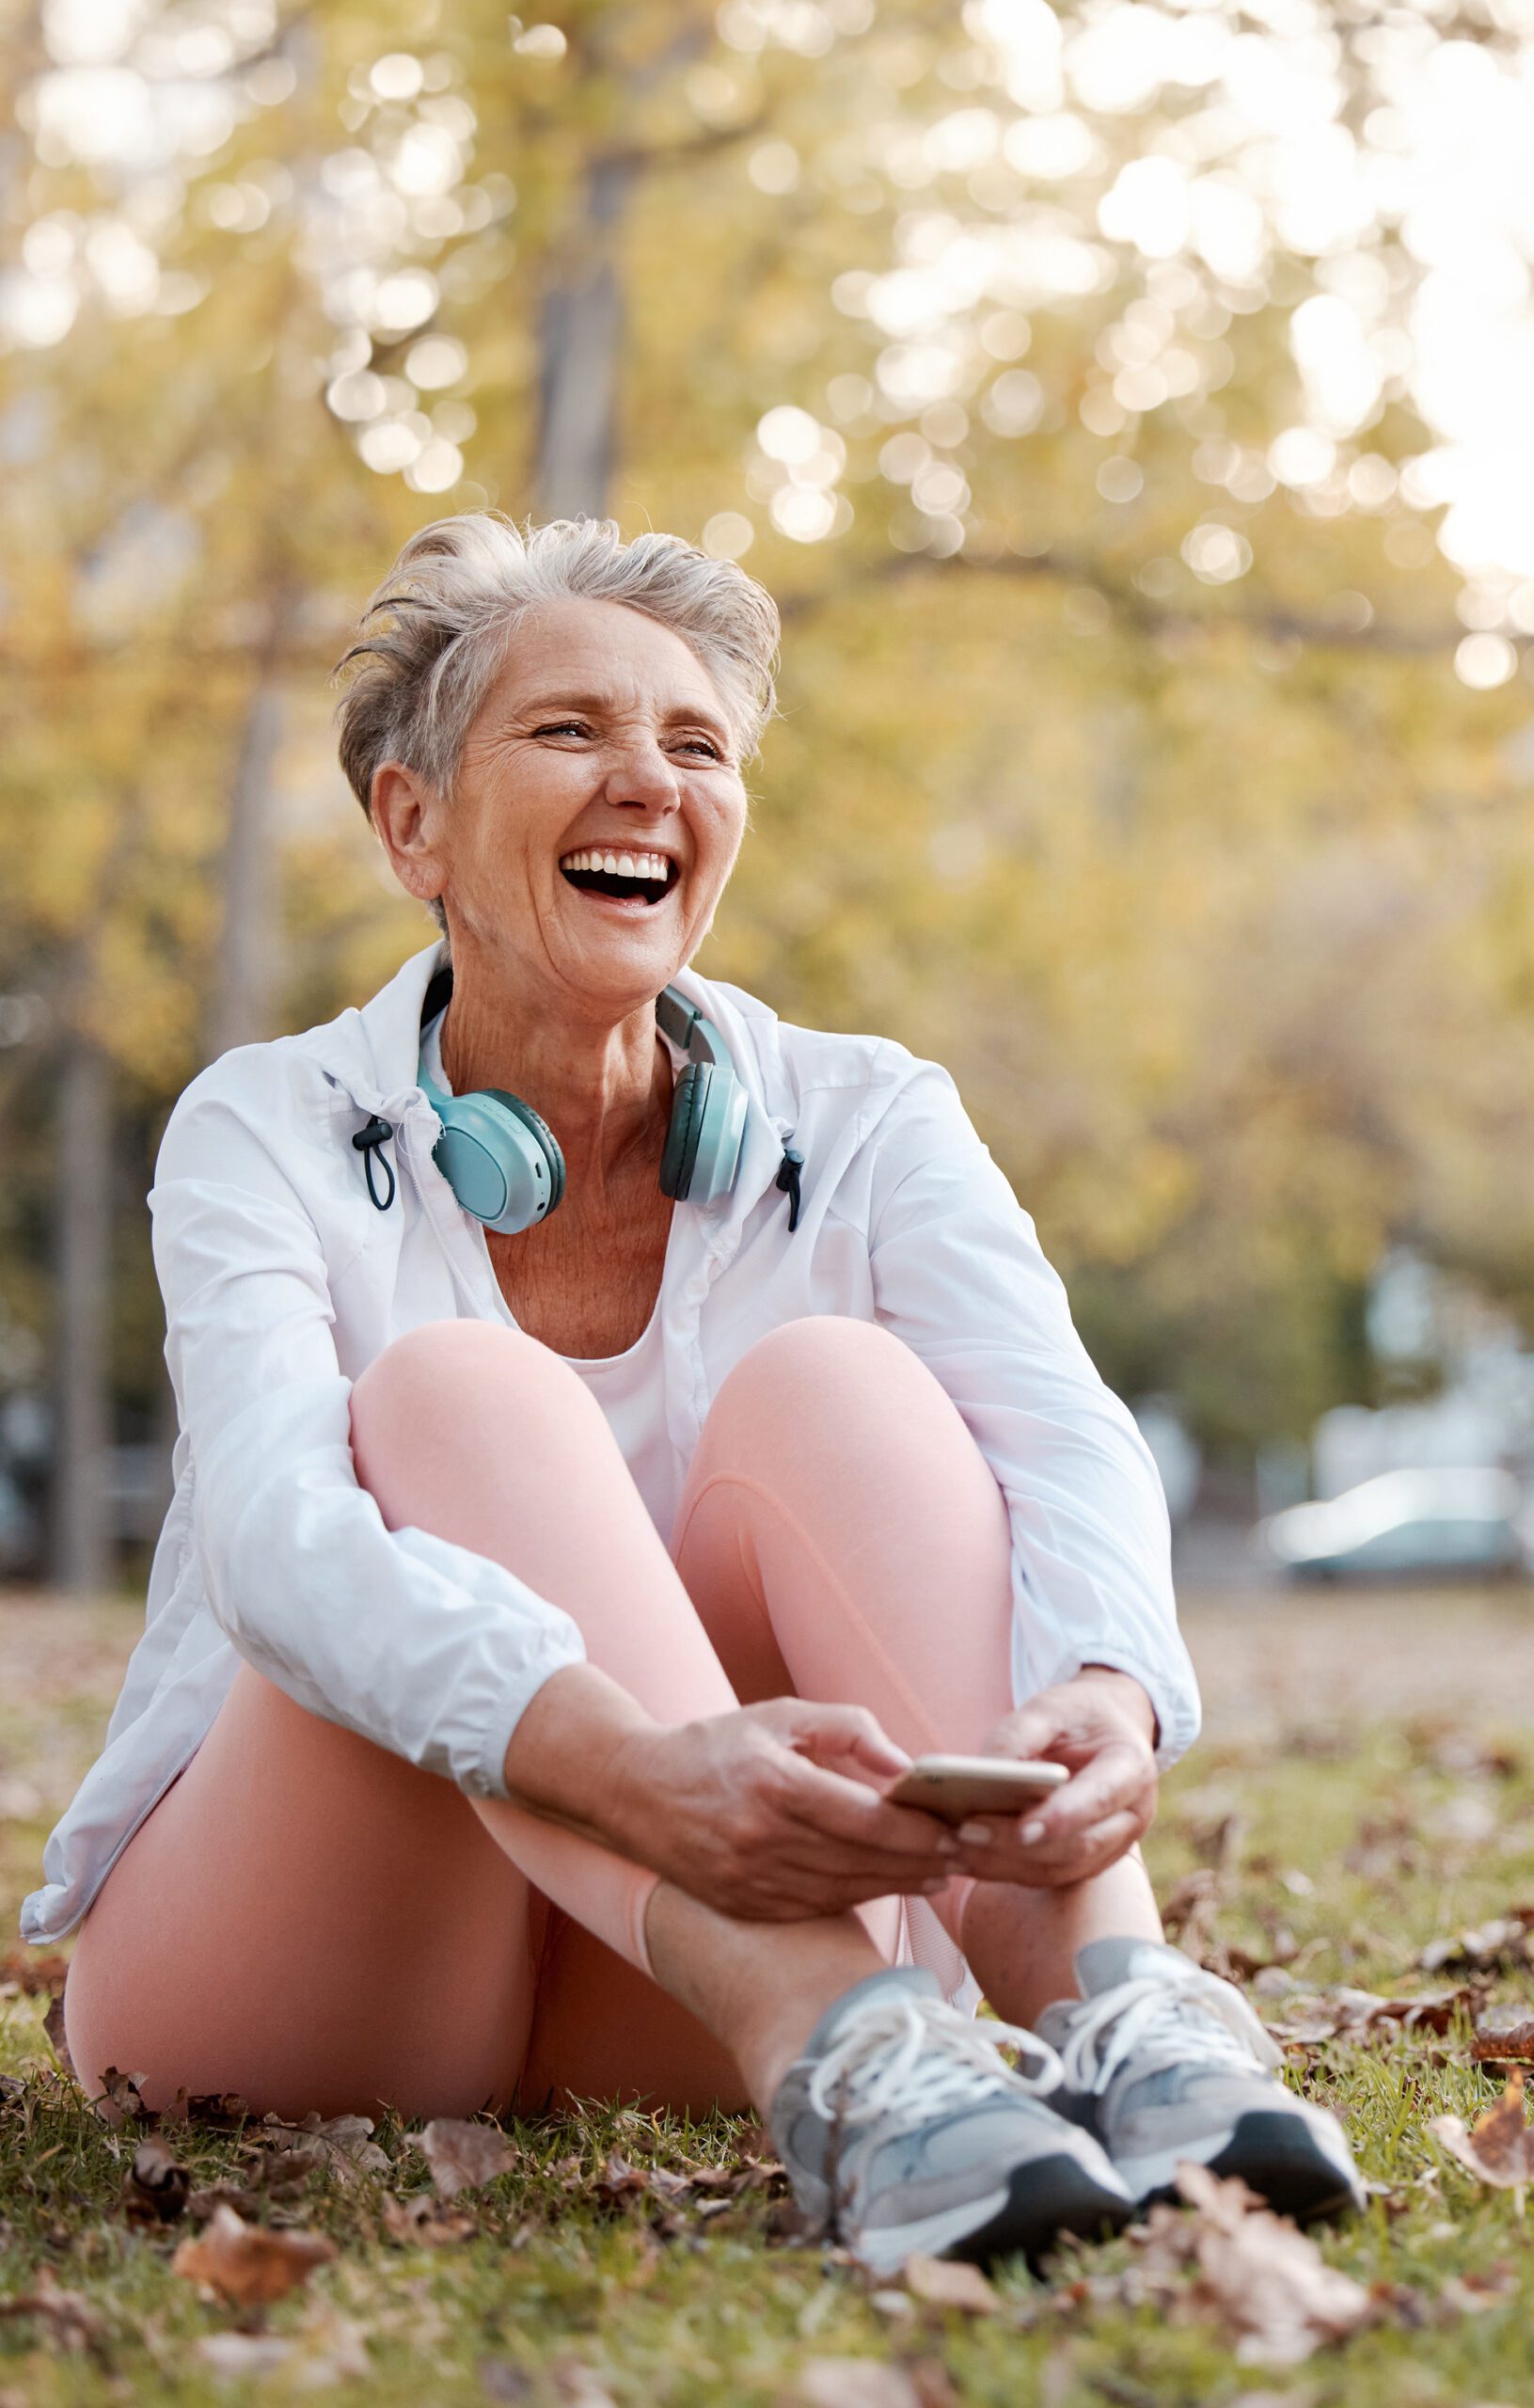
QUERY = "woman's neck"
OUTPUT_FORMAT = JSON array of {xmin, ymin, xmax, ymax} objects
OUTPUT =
[{"xmin": 437, "ymin": 949, "xmax": 672, "ymax": 1196}]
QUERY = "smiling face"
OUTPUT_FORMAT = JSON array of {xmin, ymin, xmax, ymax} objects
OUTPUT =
[{"xmin": 381, "ymin": 596, "xmax": 751, "ymax": 1021}]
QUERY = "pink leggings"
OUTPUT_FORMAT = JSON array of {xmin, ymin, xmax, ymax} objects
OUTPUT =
[{"xmin": 65, "ymin": 1316, "xmax": 1016, "ymax": 2121}]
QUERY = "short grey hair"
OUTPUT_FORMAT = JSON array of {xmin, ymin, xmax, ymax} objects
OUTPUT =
[{"xmin": 333, "ymin": 514, "xmax": 781, "ymax": 932}]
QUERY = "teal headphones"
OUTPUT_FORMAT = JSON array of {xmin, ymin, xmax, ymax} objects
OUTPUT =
[{"xmin": 360, "ymin": 964, "xmax": 751, "ymax": 1236}]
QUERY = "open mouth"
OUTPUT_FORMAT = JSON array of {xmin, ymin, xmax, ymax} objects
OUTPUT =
[{"xmin": 559, "ymin": 862, "xmax": 679, "ymax": 905}]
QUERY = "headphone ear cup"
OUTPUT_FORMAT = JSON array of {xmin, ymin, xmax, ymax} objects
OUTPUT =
[
  {"xmin": 684, "ymin": 1064, "xmax": 749, "ymax": 1205},
  {"xmin": 495, "ymin": 1092, "xmax": 566, "ymax": 1216},
  {"xmin": 660, "ymin": 1062, "xmax": 708, "ymax": 1200},
  {"xmin": 432, "ymin": 1090, "xmax": 565, "ymax": 1233}
]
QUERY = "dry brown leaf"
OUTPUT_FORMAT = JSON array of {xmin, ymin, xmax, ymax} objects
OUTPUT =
[
  {"xmin": 120, "ymin": 2134, "xmax": 190, "ymax": 2226},
  {"xmin": 1418, "ymin": 1910, "xmax": 1534, "ymax": 1975},
  {"xmin": 0, "ymin": 1948, "xmax": 68, "ymax": 1996},
  {"xmin": 902, "ymin": 2252, "xmax": 1001, "ymax": 2314},
  {"xmin": 1172, "ymin": 2163, "xmax": 1373, "ymax": 2366},
  {"xmin": 907, "ymin": 2363, "xmax": 962, "ymax": 2408},
  {"xmin": 259, "ymin": 2110, "xmax": 390, "ymax": 2184},
  {"xmin": 193, "ymin": 2306, "xmax": 370, "ymax": 2386},
  {"xmin": 1470, "ymin": 2016, "xmax": 1534, "ymax": 2065},
  {"xmin": 0, "ymin": 2265, "xmax": 107, "ymax": 2354},
  {"xmin": 547, "ymin": 2359, "xmax": 620, "ymax": 2406},
  {"xmin": 170, "ymin": 2202, "xmax": 337, "ymax": 2306},
  {"xmin": 413, "ymin": 2117, "xmax": 516, "ymax": 2200},
  {"xmin": 193, "ymin": 2331, "xmax": 294, "ymax": 2381},
  {"xmin": 41, "ymin": 1990, "xmax": 74, "ymax": 2078},
  {"xmin": 1431, "ymin": 2067, "xmax": 1534, "ymax": 2194},
  {"xmin": 381, "ymin": 2193, "xmax": 477, "ymax": 2247},
  {"xmin": 794, "ymin": 2360, "xmax": 924, "ymax": 2408},
  {"xmin": 1264, "ymin": 1985, "xmax": 1472, "ymax": 2048},
  {"xmin": 90, "ymin": 2066, "xmax": 148, "ymax": 2129},
  {"xmin": 480, "ymin": 2362, "xmax": 536, "ymax": 2403}
]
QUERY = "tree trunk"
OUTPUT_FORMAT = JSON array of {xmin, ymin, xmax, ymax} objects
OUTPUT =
[
  {"xmin": 50, "ymin": 1032, "xmax": 112, "ymax": 1595},
  {"xmin": 205, "ymin": 671, "xmax": 285, "ymax": 1063},
  {"xmin": 534, "ymin": 151, "xmax": 635, "ymax": 520}
]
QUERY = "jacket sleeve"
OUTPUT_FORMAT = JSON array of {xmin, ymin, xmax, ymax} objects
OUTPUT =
[
  {"xmin": 863, "ymin": 1054, "xmax": 1200, "ymax": 1766},
  {"xmin": 149, "ymin": 1060, "xmax": 587, "ymax": 1798}
]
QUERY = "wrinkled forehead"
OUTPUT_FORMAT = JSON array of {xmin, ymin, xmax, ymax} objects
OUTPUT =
[{"xmin": 483, "ymin": 596, "xmax": 744, "ymax": 744}]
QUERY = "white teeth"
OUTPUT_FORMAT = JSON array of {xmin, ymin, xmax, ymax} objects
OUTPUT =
[{"xmin": 559, "ymin": 848, "xmax": 673, "ymax": 884}]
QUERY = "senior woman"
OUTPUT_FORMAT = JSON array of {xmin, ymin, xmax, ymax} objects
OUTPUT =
[{"xmin": 28, "ymin": 515, "xmax": 1360, "ymax": 2272}]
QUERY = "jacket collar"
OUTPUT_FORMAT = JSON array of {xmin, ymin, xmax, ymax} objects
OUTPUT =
[{"xmin": 303, "ymin": 938, "xmax": 797, "ymax": 1230}]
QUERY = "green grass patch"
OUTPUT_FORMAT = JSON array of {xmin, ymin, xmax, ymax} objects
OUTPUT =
[{"xmin": 8, "ymin": 1592, "xmax": 1534, "ymax": 2403}]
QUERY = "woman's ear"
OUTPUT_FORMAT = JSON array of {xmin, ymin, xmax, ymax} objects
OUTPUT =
[{"xmin": 371, "ymin": 761, "xmax": 447, "ymax": 908}]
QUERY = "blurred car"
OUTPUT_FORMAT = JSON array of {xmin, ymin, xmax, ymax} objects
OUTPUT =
[{"xmin": 1257, "ymin": 1467, "xmax": 1531, "ymax": 1582}]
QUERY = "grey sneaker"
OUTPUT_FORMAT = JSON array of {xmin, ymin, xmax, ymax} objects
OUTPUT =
[
  {"xmin": 1036, "ymin": 1938, "xmax": 1365, "ymax": 2222},
  {"xmin": 767, "ymin": 1966, "xmax": 1134, "ymax": 2276}
]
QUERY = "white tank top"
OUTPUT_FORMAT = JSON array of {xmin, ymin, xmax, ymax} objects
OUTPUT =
[{"xmin": 419, "ymin": 1010, "xmax": 683, "ymax": 1544}]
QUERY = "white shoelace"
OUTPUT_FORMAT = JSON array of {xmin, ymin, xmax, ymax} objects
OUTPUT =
[
  {"xmin": 1057, "ymin": 1958, "xmax": 1283, "ymax": 2099},
  {"xmin": 807, "ymin": 1989, "xmax": 1064, "ymax": 2129}
]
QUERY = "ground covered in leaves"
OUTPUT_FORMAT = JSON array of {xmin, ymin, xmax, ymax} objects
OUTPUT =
[{"xmin": 9, "ymin": 1584, "xmax": 1534, "ymax": 2405}]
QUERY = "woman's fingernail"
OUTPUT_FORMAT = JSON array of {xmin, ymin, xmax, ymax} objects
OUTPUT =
[
  {"xmin": 937, "ymin": 1832, "xmax": 962, "ymax": 1856},
  {"xmin": 1020, "ymin": 1819, "xmax": 1046, "ymax": 1846},
  {"xmin": 957, "ymin": 1821, "xmax": 990, "ymax": 1847},
  {"xmin": 924, "ymin": 1875, "xmax": 949, "ymax": 1893}
]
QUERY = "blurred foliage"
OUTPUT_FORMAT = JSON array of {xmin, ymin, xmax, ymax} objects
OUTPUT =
[{"xmin": 2, "ymin": 0, "xmax": 1534, "ymax": 1477}]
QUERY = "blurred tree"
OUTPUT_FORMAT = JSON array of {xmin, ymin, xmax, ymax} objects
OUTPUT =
[{"xmin": 3, "ymin": 0, "xmax": 1534, "ymax": 1585}]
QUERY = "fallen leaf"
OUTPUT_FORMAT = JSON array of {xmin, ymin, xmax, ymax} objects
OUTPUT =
[
  {"xmin": 0, "ymin": 1948, "xmax": 68, "ymax": 1995},
  {"xmin": 547, "ymin": 2360, "xmax": 619, "ymax": 2406},
  {"xmin": 120, "ymin": 2134, "xmax": 190, "ymax": 2226},
  {"xmin": 794, "ymin": 2361, "xmax": 923, "ymax": 2408},
  {"xmin": 40, "ymin": 1991, "xmax": 73, "ymax": 2077},
  {"xmin": 181, "ymin": 2091, "xmax": 252, "ymax": 2126},
  {"xmin": 260, "ymin": 2110, "xmax": 390, "ymax": 2184},
  {"xmin": 1418, "ymin": 1910, "xmax": 1534, "ymax": 1976},
  {"xmin": 907, "ymin": 2364, "xmax": 961, "ymax": 2408},
  {"xmin": 902, "ymin": 2252, "xmax": 1001, "ymax": 2314},
  {"xmin": 1264, "ymin": 1986, "xmax": 1472, "ymax": 2048},
  {"xmin": 1174, "ymin": 2163, "xmax": 1373, "ymax": 2366},
  {"xmin": 412, "ymin": 2118, "xmax": 517, "ymax": 2201},
  {"xmin": 1160, "ymin": 1868, "xmax": 1223, "ymax": 1950},
  {"xmin": 170, "ymin": 2203, "xmax": 337, "ymax": 2306},
  {"xmin": 480, "ymin": 2361, "xmax": 535, "ymax": 2402},
  {"xmin": 1471, "ymin": 2016, "xmax": 1534, "ymax": 2065},
  {"xmin": 193, "ymin": 2332, "xmax": 294, "ymax": 2381},
  {"xmin": 382, "ymin": 2193, "xmax": 477, "ymax": 2247},
  {"xmin": 1439, "ymin": 2266, "xmax": 1518, "ymax": 2314},
  {"xmin": 1431, "ymin": 2067, "xmax": 1534, "ymax": 2196},
  {"xmin": 91, "ymin": 2067, "xmax": 148, "ymax": 2129},
  {"xmin": 0, "ymin": 2266, "xmax": 107, "ymax": 2354},
  {"xmin": 193, "ymin": 2307, "xmax": 369, "ymax": 2388}
]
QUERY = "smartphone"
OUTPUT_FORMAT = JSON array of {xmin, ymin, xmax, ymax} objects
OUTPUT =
[{"xmin": 883, "ymin": 1753, "xmax": 1068, "ymax": 1824}]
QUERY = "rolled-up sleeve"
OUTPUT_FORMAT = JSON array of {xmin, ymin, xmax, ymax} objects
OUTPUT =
[
  {"xmin": 864, "ymin": 1056, "xmax": 1200, "ymax": 1766},
  {"xmin": 150, "ymin": 1071, "xmax": 587, "ymax": 1799}
]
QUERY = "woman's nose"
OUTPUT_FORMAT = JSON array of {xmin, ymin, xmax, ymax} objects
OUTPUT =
[{"xmin": 602, "ymin": 738, "xmax": 683, "ymax": 809}]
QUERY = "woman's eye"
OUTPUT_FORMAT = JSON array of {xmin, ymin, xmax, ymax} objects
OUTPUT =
[
  {"xmin": 679, "ymin": 737, "xmax": 722, "ymax": 759},
  {"xmin": 538, "ymin": 721, "xmax": 591, "ymax": 737}
]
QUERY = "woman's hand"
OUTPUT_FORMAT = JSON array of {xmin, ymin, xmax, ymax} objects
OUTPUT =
[
  {"xmin": 951, "ymin": 1667, "xmax": 1160, "ymax": 1889},
  {"xmin": 501, "ymin": 1664, "xmax": 962, "ymax": 1921},
  {"xmin": 607, "ymin": 1698, "xmax": 968, "ymax": 1920}
]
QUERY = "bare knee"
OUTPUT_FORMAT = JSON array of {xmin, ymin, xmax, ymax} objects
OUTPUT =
[
  {"xmin": 718, "ymin": 1315, "xmax": 916, "ymax": 1426},
  {"xmin": 350, "ymin": 1319, "xmax": 596, "ymax": 1465},
  {"xmin": 354, "ymin": 1319, "xmax": 573, "ymax": 1425}
]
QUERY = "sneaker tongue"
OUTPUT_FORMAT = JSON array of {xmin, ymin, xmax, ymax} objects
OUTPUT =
[
  {"xmin": 801, "ymin": 1966, "xmax": 941, "ymax": 2061},
  {"xmin": 1074, "ymin": 1935, "xmax": 1181, "ymax": 1997}
]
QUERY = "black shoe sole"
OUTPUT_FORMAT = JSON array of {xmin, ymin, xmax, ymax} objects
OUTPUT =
[
  {"xmin": 1141, "ymin": 2111, "xmax": 1362, "ymax": 2225},
  {"xmin": 945, "ymin": 2153, "xmax": 1136, "ymax": 2269}
]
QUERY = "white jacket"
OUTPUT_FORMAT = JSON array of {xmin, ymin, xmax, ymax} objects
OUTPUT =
[{"xmin": 22, "ymin": 939, "xmax": 1199, "ymax": 1949}]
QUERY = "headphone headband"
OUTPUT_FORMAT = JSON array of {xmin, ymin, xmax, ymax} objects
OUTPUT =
[{"xmin": 405, "ymin": 967, "xmax": 750, "ymax": 1233}]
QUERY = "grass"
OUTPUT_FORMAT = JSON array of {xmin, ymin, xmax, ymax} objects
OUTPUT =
[{"xmin": 7, "ymin": 1584, "xmax": 1534, "ymax": 2403}]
